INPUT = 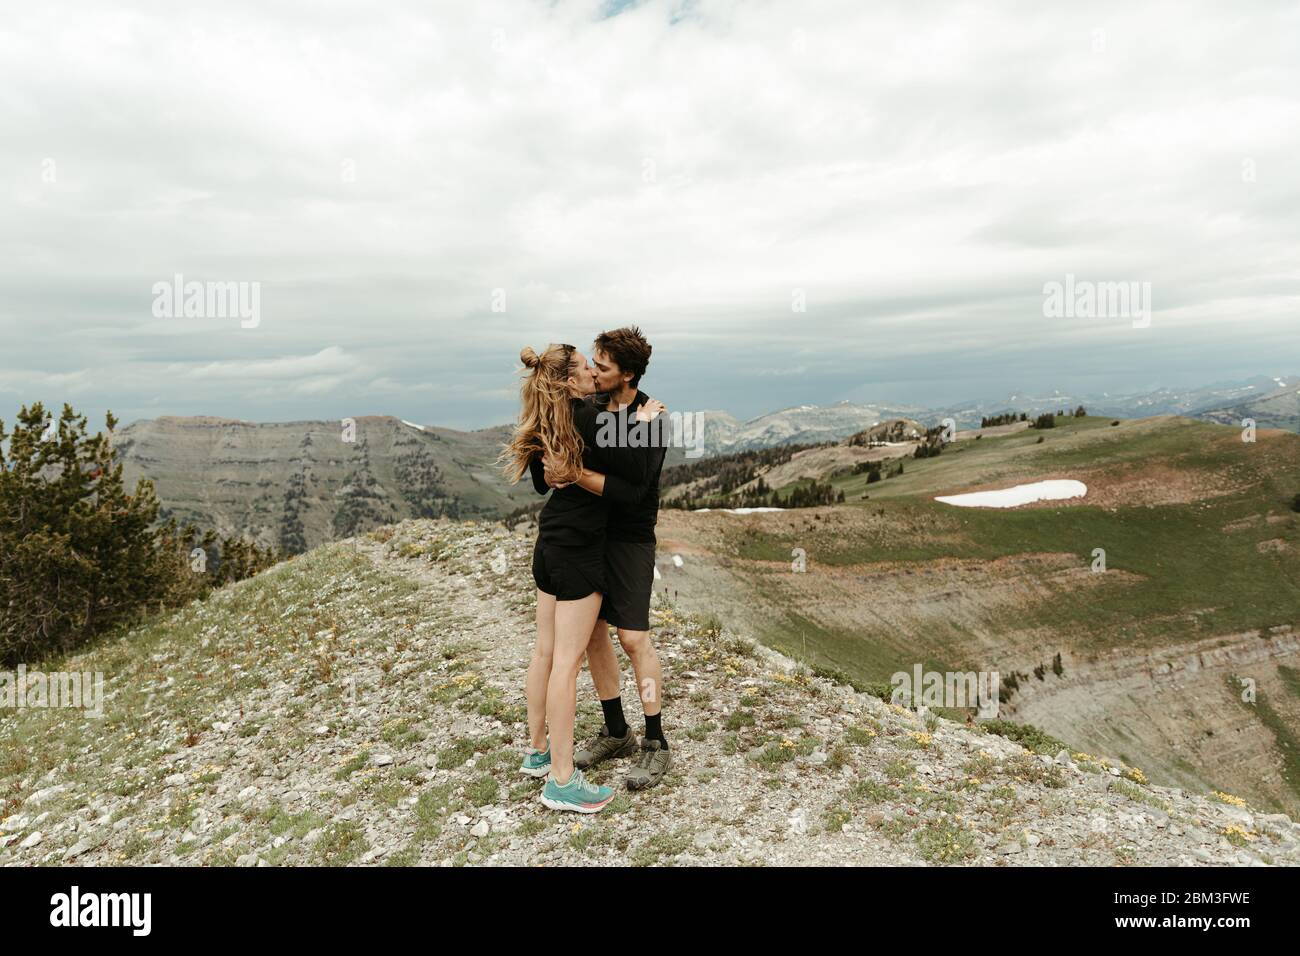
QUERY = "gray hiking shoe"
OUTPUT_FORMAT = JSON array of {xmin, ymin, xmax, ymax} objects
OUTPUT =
[
  {"xmin": 626, "ymin": 738, "xmax": 672, "ymax": 791},
  {"xmin": 573, "ymin": 724, "xmax": 638, "ymax": 770}
]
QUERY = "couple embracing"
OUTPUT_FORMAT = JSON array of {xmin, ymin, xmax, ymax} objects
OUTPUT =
[{"xmin": 500, "ymin": 326, "xmax": 672, "ymax": 813}]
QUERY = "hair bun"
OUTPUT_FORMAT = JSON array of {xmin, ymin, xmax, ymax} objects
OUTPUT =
[{"xmin": 520, "ymin": 347, "xmax": 539, "ymax": 369}]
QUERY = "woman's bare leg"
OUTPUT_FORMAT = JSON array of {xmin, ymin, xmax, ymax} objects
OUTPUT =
[
  {"xmin": 546, "ymin": 591, "xmax": 605, "ymax": 784},
  {"xmin": 526, "ymin": 589, "xmax": 556, "ymax": 752}
]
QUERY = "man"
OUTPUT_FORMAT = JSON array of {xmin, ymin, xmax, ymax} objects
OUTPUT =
[{"xmin": 540, "ymin": 326, "xmax": 672, "ymax": 790}]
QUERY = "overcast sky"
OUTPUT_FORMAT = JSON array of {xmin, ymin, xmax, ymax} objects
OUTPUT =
[{"xmin": 2, "ymin": 0, "xmax": 1298, "ymax": 430}]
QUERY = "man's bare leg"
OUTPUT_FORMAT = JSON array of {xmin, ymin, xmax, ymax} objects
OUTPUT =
[
  {"xmin": 585, "ymin": 618, "xmax": 622, "ymax": 701},
  {"xmin": 618, "ymin": 625, "xmax": 671, "ymax": 791},
  {"xmin": 615, "ymin": 628, "xmax": 663, "ymax": 720},
  {"xmin": 572, "ymin": 617, "xmax": 639, "ymax": 770}
]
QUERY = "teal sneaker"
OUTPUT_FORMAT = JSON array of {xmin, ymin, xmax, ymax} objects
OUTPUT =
[
  {"xmin": 520, "ymin": 745, "xmax": 551, "ymax": 778},
  {"xmin": 539, "ymin": 768, "xmax": 614, "ymax": 813}
]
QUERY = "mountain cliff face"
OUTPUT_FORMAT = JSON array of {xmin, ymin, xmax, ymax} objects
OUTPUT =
[
  {"xmin": 113, "ymin": 416, "xmax": 538, "ymax": 552},
  {"xmin": 2, "ymin": 517, "xmax": 1296, "ymax": 867}
]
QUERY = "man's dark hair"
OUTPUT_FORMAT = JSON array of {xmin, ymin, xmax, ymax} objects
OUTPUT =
[{"xmin": 593, "ymin": 326, "xmax": 652, "ymax": 389}]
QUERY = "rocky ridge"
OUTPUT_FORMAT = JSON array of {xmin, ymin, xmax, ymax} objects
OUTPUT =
[{"xmin": 2, "ymin": 518, "xmax": 1297, "ymax": 867}]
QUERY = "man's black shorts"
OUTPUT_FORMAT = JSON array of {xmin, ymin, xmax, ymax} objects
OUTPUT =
[
  {"xmin": 598, "ymin": 539, "xmax": 656, "ymax": 631},
  {"xmin": 532, "ymin": 538, "xmax": 606, "ymax": 601}
]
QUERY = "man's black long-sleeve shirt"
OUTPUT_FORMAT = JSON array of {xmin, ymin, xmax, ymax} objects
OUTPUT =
[
  {"xmin": 529, "ymin": 397, "xmax": 653, "ymax": 548},
  {"xmin": 529, "ymin": 391, "xmax": 668, "ymax": 545}
]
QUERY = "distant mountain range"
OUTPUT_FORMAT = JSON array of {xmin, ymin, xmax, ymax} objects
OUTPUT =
[
  {"xmin": 114, "ymin": 415, "xmax": 537, "ymax": 553},
  {"xmin": 111, "ymin": 374, "xmax": 1299, "ymax": 550},
  {"xmin": 931, "ymin": 375, "xmax": 1300, "ymax": 428},
  {"xmin": 666, "ymin": 374, "xmax": 1299, "ymax": 463},
  {"xmin": 686, "ymin": 400, "xmax": 928, "ymax": 458},
  {"xmin": 1194, "ymin": 381, "xmax": 1300, "ymax": 433}
]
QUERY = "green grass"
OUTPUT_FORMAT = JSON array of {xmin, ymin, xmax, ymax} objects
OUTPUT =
[
  {"xmin": 980, "ymin": 720, "xmax": 1070, "ymax": 756},
  {"xmin": 728, "ymin": 418, "xmax": 1300, "ymax": 658},
  {"xmin": 263, "ymin": 805, "xmax": 326, "ymax": 840},
  {"xmin": 466, "ymin": 774, "xmax": 500, "ymax": 806},
  {"xmin": 757, "ymin": 608, "xmax": 953, "ymax": 686},
  {"xmin": 1233, "ymin": 677, "xmax": 1300, "ymax": 807},
  {"xmin": 1278, "ymin": 665, "xmax": 1300, "ymax": 701},
  {"xmin": 312, "ymin": 821, "xmax": 369, "ymax": 866},
  {"xmin": 748, "ymin": 496, "xmax": 1298, "ymax": 643},
  {"xmin": 629, "ymin": 828, "xmax": 693, "ymax": 867},
  {"xmin": 914, "ymin": 818, "xmax": 978, "ymax": 863}
]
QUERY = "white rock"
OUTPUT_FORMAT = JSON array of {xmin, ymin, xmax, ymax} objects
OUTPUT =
[
  {"xmin": 20, "ymin": 831, "xmax": 43, "ymax": 849},
  {"xmin": 470, "ymin": 820, "xmax": 490, "ymax": 838},
  {"xmin": 237, "ymin": 786, "xmax": 259, "ymax": 801},
  {"xmin": 64, "ymin": 839, "xmax": 94, "ymax": 859},
  {"xmin": 26, "ymin": 785, "xmax": 69, "ymax": 806}
]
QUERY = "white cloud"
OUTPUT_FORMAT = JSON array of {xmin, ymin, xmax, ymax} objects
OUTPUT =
[{"xmin": 2, "ymin": 0, "xmax": 1298, "ymax": 426}]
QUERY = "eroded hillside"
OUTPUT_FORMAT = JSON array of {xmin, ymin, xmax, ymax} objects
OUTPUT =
[{"xmin": 652, "ymin": 416, "xmax": 1300, "ymax": 815}]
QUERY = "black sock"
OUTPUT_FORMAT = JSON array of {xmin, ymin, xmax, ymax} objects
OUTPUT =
[
  {"xmin": 644, "ymin": 712, "xmax": 667, "ymax": 749},
  {"xmin": 601, "ymin": 696, "xmax": 628, "ymax": 738}
]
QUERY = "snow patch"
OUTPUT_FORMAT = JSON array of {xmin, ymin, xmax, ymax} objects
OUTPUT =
[
  {"xmin": 693, "ymin": 507, "xmax": 787, "ymax": 515},
  {"xmin": 935, "ymin": 479, "xmax": 1087, "ymax": 509},
  {"xmin": 400, "ymin": 420, "xmax": 425, "ymax": 432}
]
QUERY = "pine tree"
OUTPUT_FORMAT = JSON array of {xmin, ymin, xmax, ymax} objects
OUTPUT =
[{"xmin": 0, "ymin": 402, "xmax": 278, "ymax": 665}]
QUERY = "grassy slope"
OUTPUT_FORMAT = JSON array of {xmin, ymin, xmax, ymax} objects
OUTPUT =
[
  {"xmin": 657, "ymin": 415, "xmax": 1300, "ymax": 808},
  {"xmin": 736, "ymin": 416, "xmax": 1300, "ymax": 655}
]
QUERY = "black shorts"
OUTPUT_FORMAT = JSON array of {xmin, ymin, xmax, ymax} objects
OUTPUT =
[
  {"xmin": 532, "ymin": 538, "xmax": 606, "ymax": 602},
  {"xmin": 598, "ymin": 539, "xmax": 656, "ymax": 632}
]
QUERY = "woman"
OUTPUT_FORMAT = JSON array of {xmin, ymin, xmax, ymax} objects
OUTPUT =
[{"xmin": 500, "ymin": 344, "xmax": 655, "ymax": 812}]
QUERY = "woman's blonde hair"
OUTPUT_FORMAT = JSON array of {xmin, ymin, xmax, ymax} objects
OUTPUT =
[{"xmin": 499, "ymin": 344, "xmax": 586, "ymax": 485}]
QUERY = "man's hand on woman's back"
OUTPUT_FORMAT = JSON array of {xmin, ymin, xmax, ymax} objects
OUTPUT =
[{"xmin": 636, "ymin": 398, "xmax": 667, "ymax": 422}]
